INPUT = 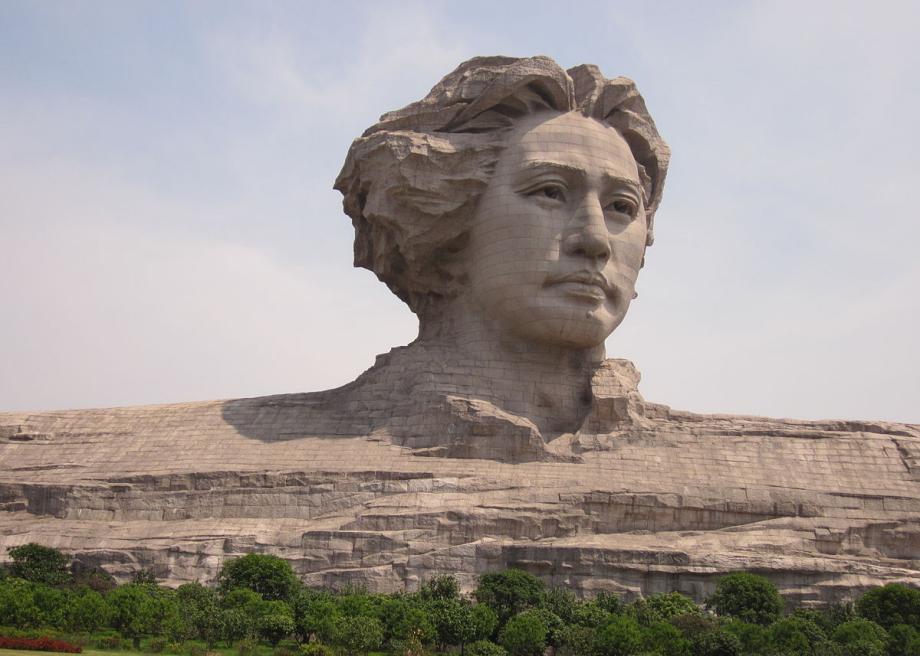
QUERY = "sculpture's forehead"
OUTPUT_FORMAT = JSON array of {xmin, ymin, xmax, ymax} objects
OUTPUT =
[{"xmin": 503, "ymin": 111, "xmax": 640, "ymax": 184}]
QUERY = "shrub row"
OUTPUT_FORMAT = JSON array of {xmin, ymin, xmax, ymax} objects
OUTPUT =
[{"xmin": 0, "ymin": 634, "xmax": 82, "ymax": 652}]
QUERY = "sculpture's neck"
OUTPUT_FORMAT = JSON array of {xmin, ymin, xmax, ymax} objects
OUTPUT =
[{"xmin": 413, "ymin": 296, "xmax": 605, "ymax": 435}]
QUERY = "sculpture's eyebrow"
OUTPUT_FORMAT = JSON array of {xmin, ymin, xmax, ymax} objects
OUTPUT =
[{"xmin": 519, "ymin": 160, "xmax": 642, "ymax": 195}]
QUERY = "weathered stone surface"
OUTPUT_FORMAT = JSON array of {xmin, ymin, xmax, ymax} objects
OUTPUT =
[
  {"xmin": 1, "ymin": 55, "xmax": 917, "ymax": 604},
  {"xmin": 1, "ymin": 361, "xmax": 917, "ymax": 604}
]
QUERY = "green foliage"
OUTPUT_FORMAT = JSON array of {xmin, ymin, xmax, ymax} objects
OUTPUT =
[
  {"xmin": 855, "ymin": 584, "xmax": 920, "ymax": 631},
  {"xmin": 258, "ymin": 599, "xmax": 295, "ymax": 646},
  {"xmin": 71, "ymin": 561, "xmax": 117, "ymax": 595},
  {"xmin": 466, "ymin": 640, "xmax": 509, "ymax": 656},
  {"xmin": 632, "ymin": 592, "xmax": 701, "ymax": 626},
  {"xmin": 831, "ymin": 618, "xmax": 888, "ymax": 649},
  {"xmin": 299, "ymin": 643, "xmax": 336, "ymax": 656},
  {"xmin": 721, "ymin": 620, "xmax": 770, "ymax": 655},
  {"xmin": 428, "ymin": 598, "xmax": 477, "ymax": 649},
  {"xmin": 595, "ymin": 591, "xmax": 625, "ymax": 615},
  {"xmin": 331, "ymin": 614, "xmax": 384, "ymax": 655},
  {"xmin": 887, "ymin": 624, "xmax": 920, "ymax": 656},
  {"xmin": 65, "ymin": 586, "xmax": 110, "ymax": 632},
  {"xmin": 7, "ymin": 544, "xmax": 71, "ymax": 587},
  {"xmin": 669, "ymin": 613, "xmax": 719, "ymax": 641},
  {"xmin": 594, "ymin": 615, "xmax": 643, "ymax": 656},
  {"xmin": 543, "ymin": 587, "xmax": 578, "ymax": 624},
  {"xmin": 218, "ymin": 554, "xmax": 298, "ymax": 602},
  {"xmin": 641, "ymin": 620, "xmax": 692, "ymax": 656},
  {"xmin": 0, "ymin": 578, "xmax": 47, "ymax": 628},
  {"xmin": 475, "ymin": 569, "xmax": 545, "ymax": 624},
  {"xmin": 690, "ymin": 630, "xmax": 742, "ymax": 656},
  {"xmin": 292, "ymin": 591, "xmax": 339, "ymax": 644},
  {"xmin": 221, "ymin": 607, "xmax": 256, "ymax": 645},
  {"xmin": 107, "ymin": 583, "xmax": 179, "ymax": 648},
  {"xmin": 420, "ymin": 574, "xmax": 461, "ymax": 602},
  {"xmin": 706, "ymin": 572, "xmax": 784, "ymax": 625},
  {"xmin": 176, "ymin": 583, "xmax": 222, "ymax": 648},
  {"xmin": 571, "ymin": 600, "xmax": 611, "ymax": 628},
  {"xmin": 556, "ymin": 624, "xmax": 596, "ymax": 656},
  {"xmin": 131, "ymin": 569, "xmax": 158, "ymax": 586},
  {"xmin": 768, "ymin": 616, "xmax": 827, "ymax": 654},
  {"xmin": 498, "ymin": 611, "xmax": 548, "ymax": 656}
]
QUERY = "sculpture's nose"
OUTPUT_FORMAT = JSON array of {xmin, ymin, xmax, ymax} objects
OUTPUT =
[{"xmin": 563, "ymin": 193, "xmax": 611, "ymax": 262}]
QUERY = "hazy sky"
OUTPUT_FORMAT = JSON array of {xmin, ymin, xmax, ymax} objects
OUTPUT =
[{"xmin": 1, "ymin": 1, "xmax": 918, "ymax": 423}]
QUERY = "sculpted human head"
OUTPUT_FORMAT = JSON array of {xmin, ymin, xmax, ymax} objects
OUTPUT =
[{"xmin": 335, "ymin": 56, "xmax": 669, "ymax": 348}]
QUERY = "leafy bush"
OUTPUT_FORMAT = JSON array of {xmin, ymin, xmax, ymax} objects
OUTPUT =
[
  {"xmin": 0, "ymin": 635, "xmax": 82, "ymax": 653},
  {"xmin": 7, "ymin": 544, "xmax": 71, "ymax": 587},
  {"xmin": 556, "ymin": 624, "xmax": 596, "ymax": 656},
  {"xmin": 147, "ymin": 636, "xmax": 168, "ymax": 653},
  {"xmin": 855, "ymin": 584, "xmax": 920, "ymax": 631},
  {"xmin": 633, "ymin": 592, "xmax": 700, "ymax": 626},
  {"xmin": 690, "ymin": 630, "xmax": 742, "ymax": 656},
  {"xmin": 831, "ymin": 618, "xmax": 888, "ymax": 649},
  {"xmin": 475, "ymin": 569, "xmax": 545, "ymax": 624},
  {"xmin": 298, "ymin": 644, "xmax": 336, "ymax": 656},
  {"xmin": 498, "ymin": 611, "xmax": 547, "ymax": 656},
  {"xmin": 218, "ymin": 554, "xmax": 298, "ymax": 602},
  {"xmin": 94, "ymin": 634, "xmax": 123, "ymax": 649},
  {"xmin": 331, "ymin": 615, "xmax": 384, "ymax": 655},
  {"xmin": 419, "ymin": 574, "xmax": 460, "ymax": 602},
  {"xmin": 466, "ymin": 639, "xmax": 508, "ymax": 656},
  {"xmin": 594, "ymin": 615, "xmax": 643, "ymax": 656},
  {"xmin": 570, "ymin": 600, "xmax": 611, "ymax": 628},
  {"xmin": 706, "ymin": 572, "xmax": 783, "ymax": 625},
  {"xmin": 236, "ymin": 638, "xmax": 257, "ymax": 656},
  {"xmin": 642, "ymin": 620, "xmax": 691, "ymax": 656}
]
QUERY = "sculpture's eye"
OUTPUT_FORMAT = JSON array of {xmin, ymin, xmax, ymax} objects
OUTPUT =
[
  {"xmin": 609, "ymin": 198, "xmax": 638, "ymax": 217},
  {"xmin": 533, "ymin": 184, "xmax": 566, "ymax": 203}
]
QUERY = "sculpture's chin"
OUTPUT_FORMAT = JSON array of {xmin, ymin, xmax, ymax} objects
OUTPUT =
[{"xmin": 508, "ymin": 310, "xmax": 621, "ymax": 350}]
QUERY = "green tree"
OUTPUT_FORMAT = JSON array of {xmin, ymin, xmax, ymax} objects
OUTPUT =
[
  {"xmin": 888, "ymin": 624, "xmax": 920, "ymax": 656},
  {"xmin": 258, "ymin": 599, "xmax": 295, "ymax": 646},
  {"xmin": 475, "ymin": 569, "xmax": 545, "ymax": 624},
  {"xmin": 594, "ymin": 615, "xmax": 643, "ymax": 656},
  {"xmin": 642, "ymin": 621, "xmax": 692, "ymax": 656},
  {"xmin": 768, "ymin": 616, "xmax": 827, "ymax": 655},
  {"xmin": 218, "ymin": 553, "xmax": 298, "ymax": 601},
  {"xmin": 557, "ymin": 624, "xmax": 596, "ymax": 656},
  {"xmin": 633, "ymin": 592, "xmax": 700, "ymax": 626},
  {"xmin": 691, "ymin": 630, "xmax": 742, "ymax": 656},
  {"xmin": 498, "ymin": 611, "xmax": 548, "ymax": 656},
  {"xmin": 331, "ymin": 614, "xmax": 384, "ymax": 656},
  {"xmin": 420, "ymin": 574, "xmax": 461, "ymax": 602},
  {"xmin": 219, "ymin": 607, "xmax": 255, "ymax": 646},
  {"xmin": 107, "ymin": 583, "xmax": 164, "ymax": 648},
  {"xmin": 721, "ymin": 620, "xmax": 770, "ymax": 656},
  {"xmin": 543, "ymin": 587, "xmax": 578, "ymax": 624},
  {"xmin": 177, "ymin": 583, "xmax": 223, "ymax": 648},
  {"xmin": 467, "ymin": 640, "xmax": 509, "ymax": 656},
  {"xmin": 832, "ymin": 618, "xmax": 888, "ymax": 654},
  {"xmin": 65, "ymin": 587, "xmax": 110, "ymax": 633},
  {"xmin": 378, "ymin": 595, "xmax": 436, "ymax": 648},
  {"xmin": 706, "ymin": 572, "xmax": 783, "ymax": 625},
  {"xmin": 571, "ymin": 600, "xmax": 612, "ymax": 628},
  {"xmin": 0, "ymin": 578, "xmax": 44, "ymax": 628},
  {"xmin": 32, "ymin": 584, "xmax": 70, "ymax": 628},
  {"xmin": 856, "ymin": 584, "xmax": 920, "ymax": 631},
  {"xmin": 429, "ymin": 598, "xmax": 478, "ymax": 652},
  {"xmin": 7, "ymin": 544, "xmax": 71, "ymax": 586}
]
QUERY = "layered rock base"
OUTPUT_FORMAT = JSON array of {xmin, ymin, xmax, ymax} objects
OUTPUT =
[{"xmin": 1, "ymin": 359, "xmax": 918, "ymax": 605}]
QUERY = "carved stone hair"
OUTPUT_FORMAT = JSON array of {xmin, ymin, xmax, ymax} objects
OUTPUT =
[{"xmin": 334, "ymin": 55, "xmax": 670, "ymax": 314}]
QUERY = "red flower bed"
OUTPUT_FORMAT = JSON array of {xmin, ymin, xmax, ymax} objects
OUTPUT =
[{"xmin": 0, "ymin": 636, "xmax": 82, "ymax": 653}]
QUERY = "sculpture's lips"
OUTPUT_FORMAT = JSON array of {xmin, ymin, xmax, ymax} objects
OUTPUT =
[{"xmin": 545, "ymin": 271, "xmax": 612, "ymax": 301}]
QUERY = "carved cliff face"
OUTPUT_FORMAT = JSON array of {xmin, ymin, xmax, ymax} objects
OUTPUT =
[{"xmin": 465, "ymin": 111, "xmax": 647, "ymax": 348}]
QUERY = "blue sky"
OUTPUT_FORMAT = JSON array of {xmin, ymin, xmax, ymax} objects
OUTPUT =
[{"xmin": 2, "ymin": 1, "xmax": 918, "ymax": 422}]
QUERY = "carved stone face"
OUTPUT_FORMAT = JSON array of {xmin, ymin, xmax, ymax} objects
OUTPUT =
[{"xmin": 466, "ymin": 111, "xmax": 648, "ymax": 348}]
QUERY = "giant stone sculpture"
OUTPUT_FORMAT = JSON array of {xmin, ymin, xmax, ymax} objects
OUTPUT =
[{"xmin": 1, "ymin": 56, "xmax": 918, "ymax": 603}]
